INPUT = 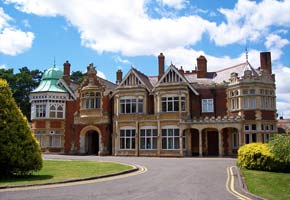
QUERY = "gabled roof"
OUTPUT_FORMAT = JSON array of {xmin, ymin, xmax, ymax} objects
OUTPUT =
[
  {"xmin": 116, "ymin": 67, "xmax": 153, "ymax": 92},
  {"xmin": 213, "ymin": 61, "xmax": 258, "ymax": 83},
  {"xmin": 154, "ymin": 64, "xmax": 199, "ymax": 95}
]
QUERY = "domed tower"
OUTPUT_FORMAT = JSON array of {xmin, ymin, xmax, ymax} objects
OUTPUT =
[{"xmin": 30, "ymin": 65, "xmax": 69, "ymax": 152}]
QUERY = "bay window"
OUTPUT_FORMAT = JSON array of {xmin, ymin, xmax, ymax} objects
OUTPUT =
[{"xmin": 120, "ymin": 97, "xmax": 143, "ymax": 114}]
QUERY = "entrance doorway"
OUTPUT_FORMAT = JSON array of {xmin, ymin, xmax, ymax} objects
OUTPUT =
[
  {"xmin": 85, "ymin": 130, "xmax": 99, "ymax": 155},
  {"xmin": 190, "ymin": 129, "xmax": 199, "ymax": 156},
  {"xmin": 207, "ymin": 131, "xmax": 218, "ymax": 156}
]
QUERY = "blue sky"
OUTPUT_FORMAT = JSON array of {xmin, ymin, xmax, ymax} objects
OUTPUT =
[{"xmin": 0, "ymin": 0, "xmax": 290, "ymax": 117}]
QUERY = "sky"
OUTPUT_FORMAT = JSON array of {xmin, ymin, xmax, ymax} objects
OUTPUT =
[{"xmin": 0, "ymin": 0, "xmax": 289, "ymax": 118}]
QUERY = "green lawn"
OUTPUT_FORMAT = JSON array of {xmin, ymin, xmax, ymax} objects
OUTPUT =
[
  {"xmin": 242, "ymin": 169, "xmax": 290, "ymax": 200},
  {"xmin": 0, "ymin": 160, "xmax": 133, "ymax": 187}
]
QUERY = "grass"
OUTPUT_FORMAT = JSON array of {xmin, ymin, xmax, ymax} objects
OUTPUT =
[
  {"xmin": 0, "ymin": 160, "xmax": 133, "ymax": 187},
  {"xmin": 241, "ymin": 169, "xmax": 290, "ymax": 200}
]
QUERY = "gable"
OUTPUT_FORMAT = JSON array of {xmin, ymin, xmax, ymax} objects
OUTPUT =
[
  {"xmin": 120, "ymin": 71, "xmax": 143, "ymax": 87},
  {"xmin": 155, "ymin": 65, "xmax": 199, "ymax": 95},
  {"xmin": 116, "ymin": 69, "xmax": 151, "ymax": 92},
  {"xmin": 160, "ymin": 67, "xmax": 183, "ymax": 84}
]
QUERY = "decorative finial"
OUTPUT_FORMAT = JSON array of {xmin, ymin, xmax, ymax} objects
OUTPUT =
[
  {"xmin": 245, "ymin": 47, "xmax": 248, "ymax": 62},
  {"xmin": 53, "ymin": 57, "xmax": 56, "ymax": 67}
]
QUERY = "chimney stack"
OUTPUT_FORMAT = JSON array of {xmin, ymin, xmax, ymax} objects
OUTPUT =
[
  {"xmin": 63, "ymin": 60, "xmax": 71, "ymax": 85},
  {"xmin": 158, "ymin": 53, "xmax": 165, "ymax": 80},
  {"xmin": 260, "ymin": 52, "xmax": 272, "ymax": 74},
  {"xmin": 197, "ymin": 55, "xmax": 207, "ymax": 78},
  {"xmin": 116, "ymin": 69, "xmax": 123, "ymax": 85}
]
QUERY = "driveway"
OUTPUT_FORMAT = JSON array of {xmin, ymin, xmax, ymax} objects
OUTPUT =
[{"xmin": 1, "ymin": 155, "xmax": 238, "ymax": 200}]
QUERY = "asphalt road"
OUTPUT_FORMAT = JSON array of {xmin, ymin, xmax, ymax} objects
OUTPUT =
[{"xmin": 1, "ymin": 155, "xmax": 238, "ymax": 200}]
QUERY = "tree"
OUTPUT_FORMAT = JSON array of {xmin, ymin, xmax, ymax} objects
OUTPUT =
[
  {"xmin": 71, "ymin": 70, "xmax": 85, "ymax": 84},
  {"xmin": 0, "ymin": 67, "xmax": 42, "ymax": 121},
  {"xmin": 0, "ymin": 79, "xmax": 42, "ymax": 177}
]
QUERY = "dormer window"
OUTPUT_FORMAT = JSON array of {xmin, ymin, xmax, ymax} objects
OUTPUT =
[{"xmin": 82, "ymin": 92, "xmax": 101, "ymax": 109}]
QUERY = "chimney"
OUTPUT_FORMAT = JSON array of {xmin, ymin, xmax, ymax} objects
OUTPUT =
[
  {"xmin": 197, "ymin": 55, "xmax": 207, "ymax": 78},
  {"xmin": 178, "ymin": 66, "xmax": 184, "ymax": 75},
  {"xmin": 63, "ymin": 60, "xmax": 71, "ymax": 85},
  {"xmin": 158, "ymin": 53, "xmax": 165, "ymax": 80},
  {"xmin": 260, "ymin": 52, "xmax": 272, "ymax": 74},
  {"xmin": 116, "ymin": 69, "xmax": 123, "ymax": 85}
]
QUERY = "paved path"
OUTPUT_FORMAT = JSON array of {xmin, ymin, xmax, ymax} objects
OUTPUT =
[{"xmin": 1, "ymin": 155, "xmax": 240, "ymax": 200}]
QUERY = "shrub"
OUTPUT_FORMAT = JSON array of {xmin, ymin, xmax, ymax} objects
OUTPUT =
[
  {"xmin": 237, "ymin": 143, "xmax": 289, "ymax": 172},
  {"xmin": 268, "ymin": 134, "xmax": 290, "ymax": 163},
  {"xmin": 0, "ymin": 79, "xmax": 42, "ymax": 177}
]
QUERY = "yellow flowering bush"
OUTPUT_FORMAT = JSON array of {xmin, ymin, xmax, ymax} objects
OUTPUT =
[{"xmin": 237, "ymin": 143, "xmax": 289, "ymax": 172}]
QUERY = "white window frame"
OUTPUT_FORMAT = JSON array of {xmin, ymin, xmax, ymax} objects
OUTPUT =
[
  {"xmin": 161, "ymin": 128, "xmax": 180, "ymax": 150},
  {"xmin": 140, "ymin": 127, "xmax": 158, "ymax": 150},
  {"xmin": 120, "ymin": 97, "xmax": 143, "ymax": 114},
  {"xmin": 35, "ymin": 130, "xmax": 47, "ymax": 147},
  {"xmin": 202, "ymin": 99, "xmax": 214, "ymax": 113},
  {"xmin": 49, "ymin": 103, "xmax": 65, "ymax": 119},
  {"xmin": 48, "ymin": 130, "xmax": 62, "ymax": 148},
  {"xmin": 232, "ymin": 132, "xmax": 239, "ymax": 149},
  {"xmin": 120, "ymin": 128, "xmax": 136, "ymax": 150},
  {"xmin": 82, "ymin": 92, "xmax": 101, "ymax": 110},
  {"xmin": 35, "ymin": 104, "xmax": 47, "ymax": 118},
  {"xmin": 161, "ymin": 95, "xmax": 179, "ymax": 112},
  {"xmin": 244, "ymin": 133, "xmax": 257, "ymax": 144}
]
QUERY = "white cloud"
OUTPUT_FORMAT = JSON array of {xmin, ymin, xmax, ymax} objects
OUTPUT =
[
  {"xmin": 0, "ymin": 28, "xmax": 34, "ymax": 55},
  {"xmin": 265, "ymin": 34, "xmax": 290, "ymax": 60},
  {"xmin": 97, "ymin": 70, "xmax": 106, "ymax": 79},
  {"xmin": 273, "ymin": 64, "xmax": 290, "ymax": 118},
  {"xmin": 163, "ymin": 47, "xmax": 261, "ymax": 72},
  {"xmin": 0, "ymin": 7, "xmax": 34, "ymax": 55},
  {"xmin": 4, "ymin": 0, "xmax": 289, "ymax": 58},
  {"xmin": 113, "ymin": 56, "xmax": 131, "ymax": 65},
  {"xmin": 209, "ymin": 0, "xmax": 290, "ymax": 46},
  {"xmin": 0, "ymin": 64, "xmax": 6, "ymax": 69},
  {"xmin": 157, "ymin": 0, "xmax": 188, "ymax": 10}
]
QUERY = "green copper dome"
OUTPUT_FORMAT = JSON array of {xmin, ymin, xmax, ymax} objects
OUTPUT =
[
  {"xmin": 31, "ymin": 66, "xmax": 67, "ymax": 93},
  {"xmin": 42, "ymin": 66, "xmax": 63, "ymax": 80}
]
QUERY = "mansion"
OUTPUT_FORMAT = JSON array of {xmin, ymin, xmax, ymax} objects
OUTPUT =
[{"xmin": 29, "ymin": 52, "xmax": 277, "ymax": 157}]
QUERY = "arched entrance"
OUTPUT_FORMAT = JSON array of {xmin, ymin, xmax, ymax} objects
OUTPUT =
[
  {"xmin": 80, "ymin": 125, "xmax": 102, "ymax": 155},
  {"xmin": 85, "ymin": 130, "xmax": 99, "ymax": 155}
]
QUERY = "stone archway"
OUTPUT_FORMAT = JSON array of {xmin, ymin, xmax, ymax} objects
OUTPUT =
[{"xmin": 79, "ymin": 125, "xmax": 102, "ymax": 155}]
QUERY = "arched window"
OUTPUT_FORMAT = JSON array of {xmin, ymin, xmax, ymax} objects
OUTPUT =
[{"xmin": 49, "ymin": 104, "xmax": 64, "ymax": 119}]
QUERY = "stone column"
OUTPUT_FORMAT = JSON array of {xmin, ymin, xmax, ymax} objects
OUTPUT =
[
  {"xmin": 116, "ymin": 96, "xmax": 119, "ymax": 116},
  {"xmin": 135, "ymin": 121, "xmax": 139, "ymax": 156},
  {"xmin": 187, "ymin": 129, "xmax": 191, "ymax": 156},
  {"xmin": 218, "ymin": 130, "xmax": 223, "ymax": 157},
  {"xmin": 179, "ymin": 128, "xmax": 183, "ymax": 156},
  {"xmin": 238, "ymin": 130, "xmax": 242, "ymax": 147},
  {"xmin": 79, "ymin": 135, "xmax": 85, "ymax": 154},
  {"xmin": 114, "ymin": 121, "xmax": 119, "ymax": 156},
  {"xmin": 199, "ymin": 130, "xmax": 202, "ymax": 157},
  {"xmin": 157, "ymin": 119, "xmax": 161, "ymax": 156}
]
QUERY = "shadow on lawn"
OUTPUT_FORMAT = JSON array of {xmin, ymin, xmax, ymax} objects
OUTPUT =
[{"xmin": 0, "ymin": 174, "xmax": 54, "ymax": 183}]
